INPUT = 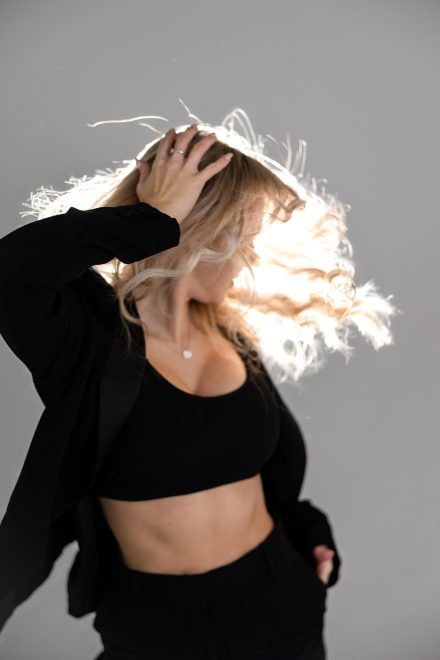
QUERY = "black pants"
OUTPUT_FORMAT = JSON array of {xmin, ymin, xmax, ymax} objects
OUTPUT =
[{"xmin": 92, "ymin": 516, "xmax": 328, "ymax": 660}]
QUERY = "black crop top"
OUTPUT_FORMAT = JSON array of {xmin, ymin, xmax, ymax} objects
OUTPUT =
[{"xmin": 91, "ymin": 352, "xmax": 282, "ymax": 500}]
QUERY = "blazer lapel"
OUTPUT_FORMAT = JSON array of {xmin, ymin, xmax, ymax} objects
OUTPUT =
[{"xmin": 91, "ymin": 297, "xmax": 145, "ymax": 482}]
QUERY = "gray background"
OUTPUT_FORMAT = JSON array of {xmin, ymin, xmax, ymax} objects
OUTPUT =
[{"xmin": 0, "ymin": 0, "xmax": 439, "ymax": 658}]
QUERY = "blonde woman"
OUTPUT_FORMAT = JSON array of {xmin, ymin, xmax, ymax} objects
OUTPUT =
[{"xmin": 0, "ymin": 108, "xmax": 396, "ymax": 659}]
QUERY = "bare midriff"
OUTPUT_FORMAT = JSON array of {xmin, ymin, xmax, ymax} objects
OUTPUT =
[{"xmin": 98, "ymin": 474, "xmax": 274, "ymax": 574}]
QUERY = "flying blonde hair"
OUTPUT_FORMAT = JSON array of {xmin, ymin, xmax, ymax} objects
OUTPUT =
[{"xmin": 19, "ymin": 100, "xmax": 399, "ymax": 386}]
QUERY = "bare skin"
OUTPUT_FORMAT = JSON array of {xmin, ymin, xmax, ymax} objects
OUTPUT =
[
  {"xmin": 99, "ymin": 125, "xmax": 275, "ymax": 575},
  {"xmin": 99, "ymin": 260, "xmax": 275, "ymax": 575}
]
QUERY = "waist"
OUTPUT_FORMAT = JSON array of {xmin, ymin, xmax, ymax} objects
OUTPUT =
[
  {"xmin": 97, "ymin": 475, "xmax": 274, "ymax": 574},
  {"xmin": 105, "ymin": 513, "xmax": 288, "ymax": 603}
]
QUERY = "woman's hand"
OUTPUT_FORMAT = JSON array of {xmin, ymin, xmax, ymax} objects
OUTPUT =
[
  {"xmin": 134, "ymin": 124, "xmax": 233, "ymax": 225},
  {"xmin": 312, "ymin": 545, "xmax": 335, "ymax": 585}
]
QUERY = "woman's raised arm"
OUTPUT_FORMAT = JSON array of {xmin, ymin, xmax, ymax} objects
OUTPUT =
[{"xmin": 0, "ymin": 202, "xmax": 180, "ymax": 403}]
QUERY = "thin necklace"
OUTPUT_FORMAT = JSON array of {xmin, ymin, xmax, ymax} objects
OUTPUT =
[
  {"xmin": 170, "ymin": 324, "xmax": 193, "ymax": 359},
  {"xmin": 134, "ymin": 299, "xmax": 193, "ymax": 359},
  {"xmin": 181, "ymin": 323, "xmax": 192, "ymax": 359},
  {"xmin": 145, "ymin": 323, "xmax": 193, "ymax": 359}
]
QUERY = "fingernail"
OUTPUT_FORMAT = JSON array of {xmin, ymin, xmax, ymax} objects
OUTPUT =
[{"xmin": 224, "ymin": 153, "xmax": 234, "ymax": 159}]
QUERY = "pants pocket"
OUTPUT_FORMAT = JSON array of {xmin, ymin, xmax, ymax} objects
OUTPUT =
[{"xmin": 281, "ymin": 540, "xmax": 328, "ymax": 600}]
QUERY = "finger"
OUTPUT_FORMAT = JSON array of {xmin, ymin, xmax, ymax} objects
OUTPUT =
[
  {"xmin": 318, "ymin": 571, "xmax": 329, "ymax": 585},
  {"xmin": 155, "ymin": 128, "xmax": 177, "ymax": 164},
  {"xmin": 185, "ymin": 133, "xmax": 218, "ymax": 169},
  {"xmin": 312, "ymin": 545, "xmax": 334, "ymax": 559},
  {"xmin": 317, "ymin": 569, "xmax": 329, "ymax": 584},
  {"xmin": 170, "ymin": 124, "xmax": 199, "ymax": 157},
  {"xmin": 198, "ymin": 152, "xmax": 234, "ymax": 182},
  {"xmin": 135, "ymin": 159, "xmax": 150, "ymax": 183},
  {"xmin": 317, "ymin": 558, "xmax": 333, "ymax": 583}
]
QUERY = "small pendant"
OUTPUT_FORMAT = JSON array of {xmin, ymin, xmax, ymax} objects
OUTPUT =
[{"xmin": 182, "ymin": 349, "xmax": 193, "ymax": 359}]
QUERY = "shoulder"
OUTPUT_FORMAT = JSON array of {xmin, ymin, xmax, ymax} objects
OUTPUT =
[{"xmin": 70, "ymin": 267, "xmax": 121, "ymax": 330}]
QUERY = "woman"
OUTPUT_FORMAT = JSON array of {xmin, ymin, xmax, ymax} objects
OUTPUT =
[{"xmin": 0, "ymin": 110, "xmax": 396, "ymax": 658}]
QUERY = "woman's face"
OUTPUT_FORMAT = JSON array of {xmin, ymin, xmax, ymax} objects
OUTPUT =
[
  {"xmin": 187, "ymin": 225, "xmax": 260, "ymax": 304},
  {"xmin": 188, "ymin": 252, "xmax": 241, "ymax": 304}
]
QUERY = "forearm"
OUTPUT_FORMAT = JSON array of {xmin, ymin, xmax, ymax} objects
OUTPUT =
[{"xmin": 0, "ymin": 202, "xmax": 180, "ymax": 290}]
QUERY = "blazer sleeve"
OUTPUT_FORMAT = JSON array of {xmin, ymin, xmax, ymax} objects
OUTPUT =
[
  {"xmin": 0, "ymin": 202, "xmax": 180, "ymax": 401},
  {"xmin": 258, "ymin": 360, "xmax": 342, "ymax": 588}
]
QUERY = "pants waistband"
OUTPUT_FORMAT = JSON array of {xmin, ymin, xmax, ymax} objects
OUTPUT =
[{"xmin": 108, "ymin": 515, "xmax": 291, "ymax": 601}]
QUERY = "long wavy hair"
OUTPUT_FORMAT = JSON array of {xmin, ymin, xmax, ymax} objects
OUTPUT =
[{"xmin": 19, "ymin": 102, "xmax": 399, "ymax": 386}]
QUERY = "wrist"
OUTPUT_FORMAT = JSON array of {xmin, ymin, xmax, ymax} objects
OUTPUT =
[{"xmin": 137, "ymin": 199, "xmax": 181, "ymax": 225}]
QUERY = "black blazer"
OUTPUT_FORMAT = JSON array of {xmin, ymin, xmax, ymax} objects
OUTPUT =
[{"xmin": 0, "ymin": 202, "xmax": 341, "ymax": 634}]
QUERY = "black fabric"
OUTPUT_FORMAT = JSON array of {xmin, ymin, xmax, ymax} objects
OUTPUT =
[
  {"xmin": 92, "ymin": 354, "xmax": 282, "ymax": 500},
  {"xmin": 92, "ymin": 516, "xmax": 328, "ymax": 660},
  {"xmin": 0, "ymin": 202, "xmax": 342, "ymax": 637}
]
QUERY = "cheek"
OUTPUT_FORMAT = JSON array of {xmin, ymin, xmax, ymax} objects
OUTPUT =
[
  {"xmin": 195, "ymin": 263, "xmax": 226, "ymax": 286},
  {"xmin": 194, "ymin": 257, "xmax": 239, "ymax": 288}
]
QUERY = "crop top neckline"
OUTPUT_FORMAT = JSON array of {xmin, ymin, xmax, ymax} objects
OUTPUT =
[
  {"xmin": 127, "ymin": 302, "xmax": 253, "ymax": 400},
  {"xmin": 144, "ymin": 355, "xmax": 251, "ymax": 400}
]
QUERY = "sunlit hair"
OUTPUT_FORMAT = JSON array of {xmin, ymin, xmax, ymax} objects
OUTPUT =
[{"xmin": 19, "ymin": 100, "xmax": 399, "ymax": 386}]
